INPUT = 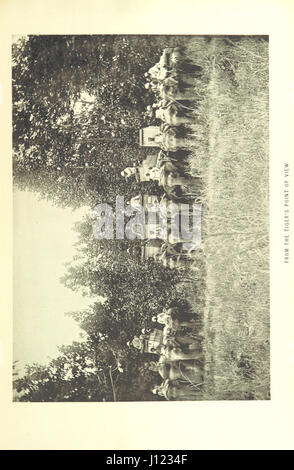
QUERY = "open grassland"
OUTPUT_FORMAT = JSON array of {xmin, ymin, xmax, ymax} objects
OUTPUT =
[{"xmin": 186, "ymin": 36, "xmax": 269, "ymax": 399}]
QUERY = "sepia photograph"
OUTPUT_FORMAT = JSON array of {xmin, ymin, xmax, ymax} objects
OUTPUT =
[{"xmin": 12, "ymin": 34, "xmax": 270, "ymax": 402}]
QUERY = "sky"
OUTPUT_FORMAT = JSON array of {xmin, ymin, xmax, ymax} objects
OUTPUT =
[{"xmin": 13, "ymin": 189, "xmax": 94, "ymax": 374}]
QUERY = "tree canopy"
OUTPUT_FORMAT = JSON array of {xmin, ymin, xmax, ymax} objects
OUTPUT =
[{"xmin": 12, "ymin": 35, "xmax": 183, "ymax": 208}]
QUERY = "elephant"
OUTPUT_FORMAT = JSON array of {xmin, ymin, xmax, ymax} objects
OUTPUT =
[
  {"xmin": 157, "ymin": 160, "xmax": 202, "ymax": 202},
  {"xmin": 155, "ymin": 103, "xmax": 194, "ymax": 126},
  {"xmin": 160, "ymin": 126, "xmax": 193, "ymax": 150},
  {"xmin": 159, "ymin": 80, "xmax": 196, "ymax": 101},
  {"xmin": 161, "ymin": 133, "xmax": 188, "ymax": 150},
  {"xmin": 161, "ymin": 47, "xmax": 203, "ymax": 76}
]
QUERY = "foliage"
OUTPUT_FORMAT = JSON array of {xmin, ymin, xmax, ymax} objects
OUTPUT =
[{"xmin": 12, "ymin": 35, "xmax": 184, "ymax": 208}]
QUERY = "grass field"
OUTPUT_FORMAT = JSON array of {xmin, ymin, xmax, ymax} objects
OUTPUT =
[{"xmin": 185, "ymin": 36, "xmax": 269, "ymax": 400}]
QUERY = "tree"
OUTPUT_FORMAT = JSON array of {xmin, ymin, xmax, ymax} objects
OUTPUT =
[
  {"xmin": 12, "ymin": 35, "xmax": 173, "ymax": 209},
  {"xmin": 13, "ymin": 341, "xmax": 114, "ymax": 402}
]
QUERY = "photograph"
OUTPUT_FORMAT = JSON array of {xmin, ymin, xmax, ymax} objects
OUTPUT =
[{"xmin": 12, "ymin": 34, "xmax": 270, "ymax": 402}]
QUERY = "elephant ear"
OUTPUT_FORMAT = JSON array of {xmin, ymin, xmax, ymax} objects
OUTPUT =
[
  {"xmin": 164, "ymin": 161, "xmax": 178, "ymax": 174},
  {"xmin": 171, "ymin": 104, "xmax": 179, "ymax": 115},
  {"xmin": 168, "ymin": 85, "xmax": 177, "ymax": 96},
  {"xmin": 161, "ymin": 123, "xmax": 171, "ymax": 132},
  {"xmin": 165, "ymin": 101, "xmax": 174, "ymax": 112},
  {"xmin": 168, "ymin": 127, "xmax": 177, "ymax": 137},
  {"xmin": 164, "ymin": 85, "xmax": 172, "ymax": 96},
  {"xmin": 166, "ymin": 76, "xmax": 178, "ymax": 86}
]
